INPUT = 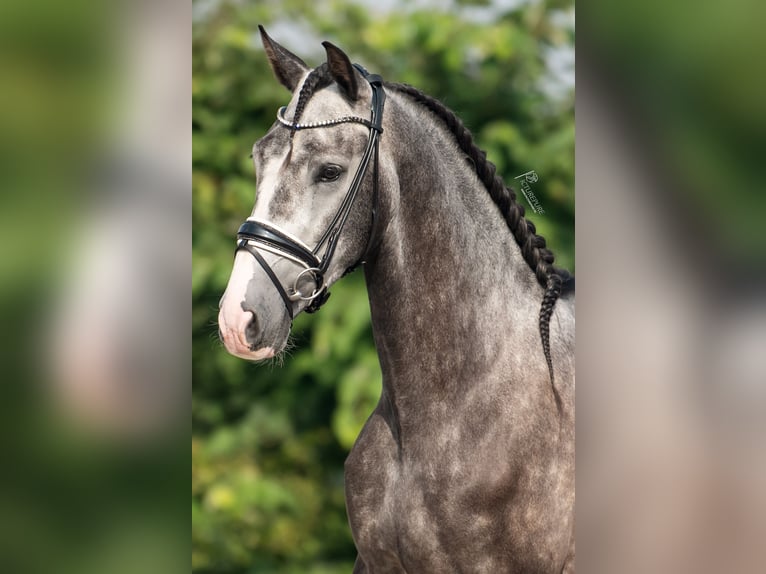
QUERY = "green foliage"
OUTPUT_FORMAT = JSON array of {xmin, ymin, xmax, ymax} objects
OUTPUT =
[{"xmin": 193, "ymin": 0, "xmax": 573, "ymax": 571}]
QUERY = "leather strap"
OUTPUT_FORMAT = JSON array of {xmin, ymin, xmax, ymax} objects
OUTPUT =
[
  {"xmin": 238, "ymin": 220, "xmax": 321, "ymax": 270},
  {"xmin": 313, "ymin": 71, "xmax": 385, "ymax": 272},
  {"xmin": 238, "ymin": 240, "xmax": 294, "ymax": 321}
]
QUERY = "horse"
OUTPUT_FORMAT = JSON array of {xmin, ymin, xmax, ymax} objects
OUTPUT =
[{"xmin": 218, "ymin": 27, "xmax": 575, "ymax": 573}]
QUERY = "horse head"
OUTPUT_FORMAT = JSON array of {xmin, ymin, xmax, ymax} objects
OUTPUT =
[{"xmin": 218, "ymin": 28, "xmax": 386, "ymax": 360}]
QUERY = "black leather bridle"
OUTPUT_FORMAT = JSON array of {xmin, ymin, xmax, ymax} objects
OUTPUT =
[{"xmin": 235, "ymin": 65, "xmax": 386, "ymax": 321}]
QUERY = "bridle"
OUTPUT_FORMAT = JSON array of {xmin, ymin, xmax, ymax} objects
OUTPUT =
[{"xmin": 235, "ymin": 65, "xmax": 386, "ymax": 321}]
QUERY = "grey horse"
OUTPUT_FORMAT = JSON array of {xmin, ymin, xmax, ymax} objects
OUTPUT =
[{"xmin": 219, "ymin": 28, "xmax": 575, "ymax": 573}]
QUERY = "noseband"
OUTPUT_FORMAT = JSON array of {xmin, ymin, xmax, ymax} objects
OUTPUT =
[{"xmin": 235, "ymin": 65, "xmax": 386, "ymax": 321}]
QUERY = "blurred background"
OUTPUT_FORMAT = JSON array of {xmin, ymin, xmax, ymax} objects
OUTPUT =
[
  {"xmin": 0, "ymin": 0, "xmax": 189, "ymax": 572},
  {"xmin": 192, "ymin": 0, "xmax": 573, "ymax": 572},
  {"xmin": 578, "ymin": 1, "xmax": 766, "ymax": 572}
]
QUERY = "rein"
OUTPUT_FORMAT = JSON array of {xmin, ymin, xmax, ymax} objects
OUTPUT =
[{"xmin": 235, "ymin": 65, "xmax": 386, "ymax": 321}]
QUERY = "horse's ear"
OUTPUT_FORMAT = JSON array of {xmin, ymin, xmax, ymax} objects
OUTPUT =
[
  {"xmin": 322, "ymin": 41, "xmax": 359, "ymax": 101},
  {"xmin": 259, "ymin": 25, "xmax": 308, "ymax": 92}
]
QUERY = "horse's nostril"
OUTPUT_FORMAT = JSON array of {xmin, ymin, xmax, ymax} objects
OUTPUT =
[{"xmin": 244, "ymin": 312, "xmax": 260, "ymax": 345}]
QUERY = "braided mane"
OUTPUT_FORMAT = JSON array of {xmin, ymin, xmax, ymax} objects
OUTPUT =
[
  {"xmin": 287, "ymin": 66, "xmax": 573, "ymax": 395},
  {"xmin": 387, "ymin": 82, "xmax": 573, "ymax": 399},
  {"xmin": 290, "ymin": 63, "xmax": 332, "ymax": 134}
]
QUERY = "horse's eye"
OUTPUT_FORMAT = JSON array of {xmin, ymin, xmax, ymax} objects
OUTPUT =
[{"xmin": 318, "ymin": 164, "xmax": 343, "ymax": 183}]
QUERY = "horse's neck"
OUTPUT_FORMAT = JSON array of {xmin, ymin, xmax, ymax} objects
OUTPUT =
[{"xmin": 364, "ymin": 92, "xmax": 543, "ymax": 401}]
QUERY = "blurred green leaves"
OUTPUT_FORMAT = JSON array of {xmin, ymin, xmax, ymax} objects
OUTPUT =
[
  {"xmin": 193, "ymin": 0, "xmax": 573, "ymax": 571},
  {"xmin": 584, "ymin": 0, "xmax": 766, "ymax": 263}
]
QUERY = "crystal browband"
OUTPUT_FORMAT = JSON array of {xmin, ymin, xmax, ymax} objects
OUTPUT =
[{"xmin": 276, "ymin": 106, "xmax": 377, "ymax": 131}]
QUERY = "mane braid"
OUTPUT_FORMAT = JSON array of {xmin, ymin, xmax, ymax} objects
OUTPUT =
[
  {"xmin": 290, "ymin": 63, "xmax": 333, "ymax": 137},
  {"xmin": 387, "ymin": 82, "xmax": 573, "ymax": 396}
]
